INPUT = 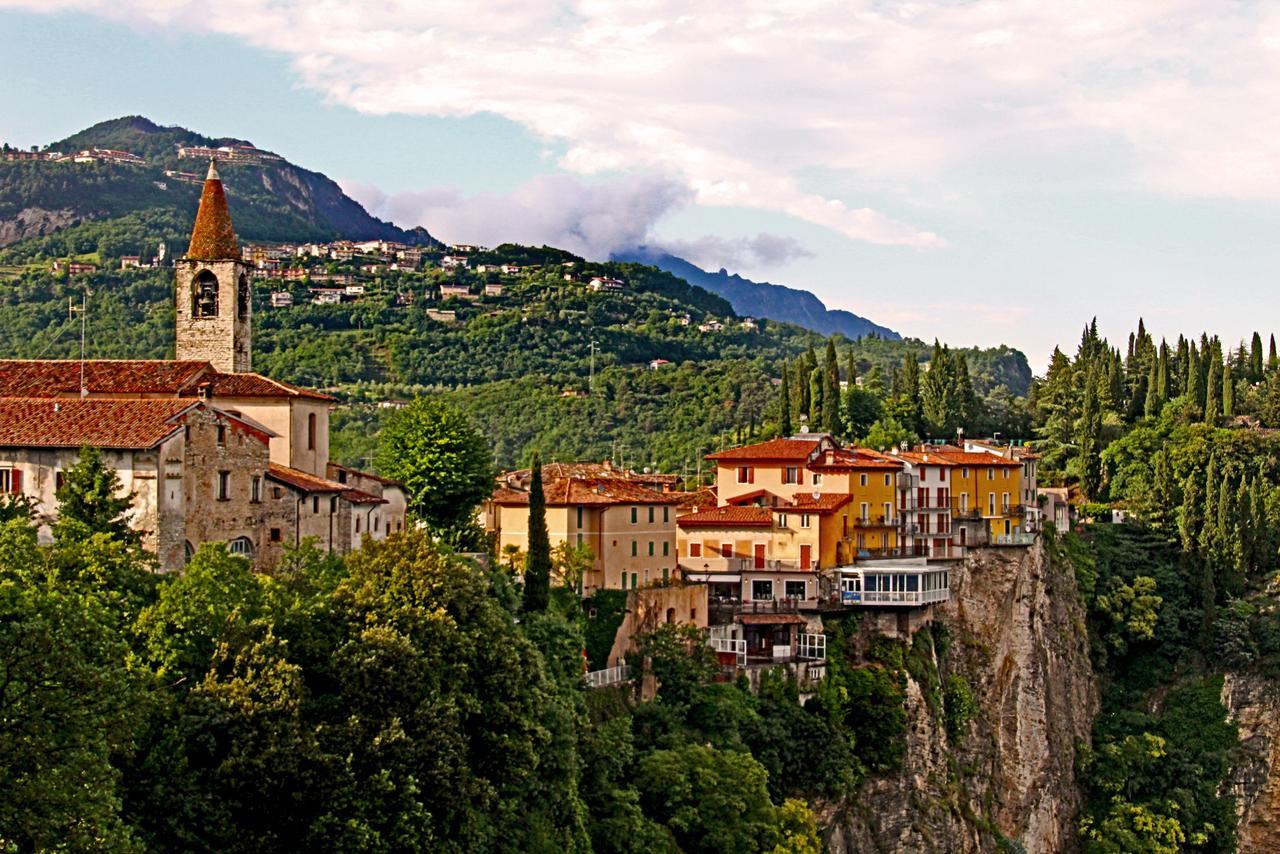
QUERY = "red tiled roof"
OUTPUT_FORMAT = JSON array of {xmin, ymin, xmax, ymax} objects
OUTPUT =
[
  {"xmin": 267, "ymin": 463, "xmax": 385, "ymax": 504},
  {"xmin": 327, "ymin": 463, "xmax": 404, "ymax": 488},
  {"xmin": 491, "ymin": 476, "xmax": 682, "ymax": 507},
  {"xmin": 675, "ymin": 487, "xmax": 718, "ymax": 510},
  {"xmin": 777, "ymin": 493, "xmax": 852, "ymax": 514},
  {"xmin": 0, "ymin": 398, "xmax": 196, "ymax": 448},
  {"xmin": 676, "ymin": 505, "xmax": 774, "ymax": 528},
  {"xmin": 706, "ymin": 437, "xmax": 822, "ymax": 462},
  {"xmin": 890, "ymin": 449, "xmax": 959, "ymax": 466},
  {"xmin": 186, "ymin": 161, "xmax": 239, "ymax": 260},
  {"xmin": 810, "ymin": 447, "xmax": 903, "ymax": 471},
  {"xmin": 725, "ymin": 488, "xmax": 786, "ymax": 506},
  {"xmin": 0, "ymin": 360, "xmax": 333, "ymax": 402},
  {"xmin": 932, "ymin": 450, "xmax": 1021, "ymax": 468}
]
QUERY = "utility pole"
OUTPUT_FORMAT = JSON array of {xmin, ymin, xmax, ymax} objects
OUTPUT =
[{"xmin": 69, "ymin": 288, "xmax": 90, "ymax": 397}]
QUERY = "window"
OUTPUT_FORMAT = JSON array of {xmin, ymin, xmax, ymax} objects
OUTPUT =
[
  {"xmin": 648, "ymin": 541, "xmax": 654, "ymax": 556},
  {"xmin": 663, "ymin": 541, "xmax": 670, "ymax": 557},
  {"xmin": 307, "ymin": 413, "xmax": 317, "ymax": 451},
  {"xmin": 228, "ymin": 537, "xmax": 253, "ymax": 557},
  {"xmin": 631, "ymin": 572, "xmax": 638, "ymax": 590},
  {"xmin": 1003, "ymin": 467, "xmax": 1010, "ymax": 479},
  {"xmin": 648, "ymin": 506, "xmax": 654, "ymax": 523},
  {"xmin": 216, "ymin": 425, "xmax": 226, "ymax": 446},
  {"xmin": 250, "ymin": 476, "xmax": 261, "ymax": 503},
  {"xmin": 751, "ymin": 579, "xmax": 773, "ymax": 601},
  {"xmin": 785, "ymin": 580, "xmax": 806, "ymax": 599},
  {"xmin": 269, "ymin": 528, "xmax": 282, "ymax": 542},
  {"xmin": 987, "ymin": 467, "xmax": 994, "ymax": 480},
  {"xmin": 576, "ymin": 533, "xmax": 583, "ymax": 546},
  {"xmin": 812, "ymin": 472, "xmax": 822, "ymax": 485},
  {"xmin": 355, "ymin": 517, "xmax": 361, "ymax": 533},
  {"xmin": 884, "ymin": 474, "xmax": 891, "ymax": 486},
  {"xmin": 690, "ymin": 542, "xmax": 702, "ymax": 557},
  {"xmin": 800, "ymin": 513, "xmax": 811, "ymax": 529},
  {"xmin": 737, "ymin": 466, "xmax": 752, "ymax": 484},
  {"xmin": 860, "ymin": 502, "xmax": 869, "ymax": 521},
  {"xmin": 216, "ymin": 471, "xmax": 230, "ymax": 500},
  {"xmin": 192, "ymin": 269, "xmax": 219, "ymax": 317},
  {"xmin": 859, "ymin": 473, "xmax": 868, "ymax": 487},
  {"xmin": 55, "ymin": 471, "xmax": 65, "ymax": 491},
  {"xmin": 663, "ymin": 506, "xmax": 669, "ymax": 523},
  {"xmin": 631, "ymin": 506, "xmax": 638, "ymax": 524},
  {"xmin": 663, "ymin": 567, "xmax": 669, "ymax": 583},
  {"xmin": 312, "ymin": 496, "xmax": 320, "ymax": 513},
  {"xmin": 374, "ymin": 516, "xmax": 380, "ymax": 532},
  {"xmin": 631, "ymin": 541, "xmax": 638, "ymax": 557},
  {"xmin": 884, "ymin": 502, "xmax": 893, "ymax": 522},
  {"xmin": 237, "ymin": 274, "xmax": 250, "ymax": 319},
  {"xmin": 784, "ymin": 466, "xmax": 799, "ymax": 484},
  {"xmin": 576, "ymin": 507, "xmax": 583, "ymax": 528},
  {"xmin": 330, "ymin": 496, "xmax": 338, "ymax": 513},
  {"xmin": 961, "ymin": 467, "xmax": 969, "ymax": 479},
  {"xmin": 0, "ymin": 468, "xmax": 19, "ymax": 494}
]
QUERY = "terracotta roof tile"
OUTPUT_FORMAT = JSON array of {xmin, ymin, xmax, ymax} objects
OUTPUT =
[
  {"xmin": 777, "ymin": 493, "xmax": 852, "ymax": 513},
  {"xmin": 706, "ymin": 437, "xmax": 823, "ymax": 462},
  {"xmin": 186, "ymin": 162, "xmax": 239, "ymax": 260},
  {"xmin": 491, "ymin": 476, "xmax": 682, "ymax": 507},
  {"xmin": 676, "ymin": 505, "xmax": 774, "ymax": 528},
  {"xmin": 932, "ymin": 450, "xmax": 1021, "ymax": 467},
  {"xmin": 0, "ymin": 398, "xmax": 196, "ymax": 448},
  {"xmin": 809, "ymin": 447, "xmax": 903, "ymax": 471},
  {"xmin": 267, "ymin": 463, "xmax": 384, "ymax": 504},
  {"xmin": 0, "ymin": 360, "xmax": 333, "ymax": 402},
  {"xmin": 675, "ymin": 487, "xmax": 718, "ymax": 510}
]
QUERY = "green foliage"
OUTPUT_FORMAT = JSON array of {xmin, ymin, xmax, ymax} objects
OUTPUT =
[
  {"xmin": 943, "ymin": 674, "xmax": 978, "ymax": 740},
  {"xmin": 374, "ymin": 396, "xmax": 495, "ymax": 529},
  {"xmin": 583, "ymin": 589, "xmax": 629, "ymax": 670},
  {"xmin": 54, "ymin": 445, "xmax": 142, "ymax": 547},
  {"xmin": 523, "ymin": 456, "xmax": 552, "ymax": 612}
]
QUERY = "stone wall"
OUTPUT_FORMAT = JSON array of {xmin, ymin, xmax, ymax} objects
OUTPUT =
[
  {"xmin": 175, "ymin": 258, "xmax": 252, "ymax": 373},
  {"xmin": 1223, "ymin": 673, "xmax": 1280, "ymax": 852},
  {"xmin": 606, "ymin": 584, "xmax": 709, "ymax": 667}
]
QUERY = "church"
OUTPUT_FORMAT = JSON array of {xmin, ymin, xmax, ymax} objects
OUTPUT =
[{"xmin": 0, "ymin": 161, "xmax": 406, "ymax": 570}]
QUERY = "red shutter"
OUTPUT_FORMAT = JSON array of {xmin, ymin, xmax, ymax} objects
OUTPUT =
[{"xmin": 10, "ymin": 469, "xmax": 21, "ymax": 495}]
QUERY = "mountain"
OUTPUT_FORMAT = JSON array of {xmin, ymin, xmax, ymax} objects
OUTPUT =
[
  {"xmin": 615, "ymin": 247, "xmax": 898, "ymax": 341},
  {"xmin": 0, "ymin": 116, "xmax": 437, "ymax": 247}
]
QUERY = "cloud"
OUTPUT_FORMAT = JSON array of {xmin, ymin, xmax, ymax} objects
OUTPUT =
[
  {"xmin": 8, "ymin": 0, "xmax": 1280, "ymax": 238},
  {"xmin": 655, "ymin": 233, "xmax": 814, "ymax": 270},
  {"xmin": 343, "ymin": 173, "xmax": 690, "ymax": 260}
]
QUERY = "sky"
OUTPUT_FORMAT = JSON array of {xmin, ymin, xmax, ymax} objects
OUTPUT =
[{"xmin": 3, "ymin": 2, "xmax": 1280, "ymax": 371}]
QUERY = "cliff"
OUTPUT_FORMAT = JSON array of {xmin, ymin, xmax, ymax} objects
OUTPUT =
[
  {"xmin": 825, "ymin": 541, "xmax": 1098, "ymax": 852},
  {"xmin": 1223, "ymin": 673, "xmax": 1280, "ymax": 852}
]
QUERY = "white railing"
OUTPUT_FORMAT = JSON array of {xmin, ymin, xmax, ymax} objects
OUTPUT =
[
  {"xmin": 861, "ymin": 587, "xmax": 951, "ymax": 606},
  {"xmin": 994, "ymin": 532, "xmax": 1037, "ymax": 546},
  {"xmin": 709, "ymin": 637, "xmax": 747, "ymax": 665},
  {"xmin": 585, "ymin": 664, "xmax": 633, "ymax": 688},
  {"xmin": 798, "ymin": 633, "xmax": 827, "ymax": 661}
]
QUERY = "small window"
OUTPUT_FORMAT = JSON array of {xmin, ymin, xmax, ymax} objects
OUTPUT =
[
  {"xmin": 631, "ymin": 506, "xmax": 638, "ymax": 524},
  {"xmin": 272, "ymin": 486, "xmax": 283, "ymax": 499},
  {"xmin": 784, "ymin": 466, "xmax": 799, "ymax": 484},
  {"xmin": 1003, "ymin": 468, "xmax": 1010, "ymax": 479},
  {"xmin": 576, "ymin": 507, "xmax": 583, "ymax": 528},
  {"xmin": 785, "ymin": 580, "xmax": 806, "ymax": 599},
  {"xmin": 312, "ymin": 496, "xmax": 320, "ymax": 513},
  {"xmin": 217, "ymin": 471, "xmax": 230, "ymax": 500},
  {"xmin": 751, "ymin": 579, "xmax": 773, "ymax": 601},
  {"xmin": 55, "ymin": 471, "xmax": 65, "ymax": 491},
  {"xmin": 631, "ymin": 541, "xmax": 638, "ymax": 556},
  {"xmin": 648, "ymin": 541, "xmax": 654, "ymax": 556},
  {"xmin": 884, "ymin": 474, "xmax": 891, "ymax": 486},
  {"xmin": 812, "ymin": 472, "xmax": 822, "ymax": 486},
  {"xmin": 250, "ymin": 476, "xmax": 261, "ymax": 503},
  {"xmin": 216, "ymin": 425, "xmax": 226, "ymax": 446},
  {"xmin": 859, "ymin": 473, "xmax": 867, "ymax": 487},
  {"xmin": 269, "ymin": 528, "xmax": 282, "ymax": 542},
  {"xmin": 648, "ymin": 506, "xmax": 654, "ymax": 523},
  {"xmin": 355, "ymin": 517, "xmax": 361, "ymax": 533},
  {"xmin": 987, "ymin": 468, "xmax": 994, "ymax": 480},
  {"xmin": 228, "ymin": 536, "xmax": 253, "ymax": 557},
  {"xmin": 307, "ymin": 413, "xmax": 317, "ymax": 451},
  {"xmin": 374, "ymin": 516, "xmax": 380, "ymax": 532},
  {"xmin": 737, "ymin": 466, "xmax": 752, "ymax": 484},
  {"xmin": 800, "ymin": 513, "xmax": 811, "ymax": 529},
  {"xmin": 330, "ymin": 496, "xmax": 338, "ymax": 513},
  {"xmin": 631, "ymin": 572, "xmax": 637, "ymax": 590},
  {"xmin": 663, "ymin": 541, "xmax": 670, "ymax": 557},
  {"xmin": 690, "ymin": 542, "xmax": 702, "ymax": 557},
  {"xmin": 663, "ymin": 506, "xmax": 669, "ymax": 523},
  {"xmin": 962, "ymin": 467, "xmax": 969, "ymax": 478}
]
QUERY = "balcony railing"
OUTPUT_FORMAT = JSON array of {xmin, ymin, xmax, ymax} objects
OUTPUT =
[
  {"xmin": 993, "ymin": 532, "xmax": 1037, "ymax": 546},
  {"xmin": 585, "ymin": 664, "xmax": 633, "ymax": 688},
  {"xmin": 854, "ymin": 514, "xmax": 895, "ymax": 528},
  {"xmin": 951, "ymin": 499, "xmax": 1024, "ymax": 518}
]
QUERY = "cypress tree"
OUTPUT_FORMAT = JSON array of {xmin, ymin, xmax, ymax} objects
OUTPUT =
[
  {"xmin": 1270, "ymin": 334, "xmax": 1279, "ymax": 374},
  {"xmin": 1199, "ymin": 457, "xmax": 1219, "ymax": 559},
  {"xmin": 1180, "ymin": 472, "xmax": 1203, "ymax": 555},
  {"xmin": 809, "ymin": 368, "xmax": 824, "ymax": 431},
  {"xmin": 823, "ymin": 339, "xmax": 841, "ymax": 434},
  {"xmin": 1078, "ymin": 368, "xmax": 1103, "ymax": 500},
  {"xmin": 1150, "ymin": 449, "xmax": 1178, "ymax": 533},
  {"xmin": 1223, "ymin": 363, "xmax": 1235, "ymax": 418},
  {"xmin": 1251, "ymin": 332, "xmax": 1265, "ymax": 382},
  {"xmin": 902, "ymin": 356, "xmax": 922, "ymax": 434},
  {"xmin": 1157, "ymin": 341, "xmax": 1170, "ymax": 403},
  {"xmin": 522, "ymin": 455, "xmax": 552, "ymax": 612},
  {"xmin": 1186, "ymin": 345, "xmax": 1203, "ymax": 414},
  {"xmin": 1205, "ymin": 359, "xmax": 1221, "ymax": 424},
  {"xmin": 795, "ymin": 360, "xmax": 810, "ymax": 422},
  {"xmin": 778, "ymin": 366, "xmax": 793, "ymax": 438},
  {"xmin": 1144, "ymin": 359, "xmax": 1160, "ymax": 419}
]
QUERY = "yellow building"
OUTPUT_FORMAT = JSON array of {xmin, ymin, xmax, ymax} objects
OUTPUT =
[
  {"xmin": 809, "ymin": 446, "xmax": 904, "ymax": 556},
  {"xmin": 936, "ymin": 448, "xmax": 1024, "ymax": 541},
  {"xmin": 708, "ymin": 435, "xmax": 833, "ymax": 504},
  {"xmin": 485, "ymin": 463, "xmax": 684, "ymax": 593}
]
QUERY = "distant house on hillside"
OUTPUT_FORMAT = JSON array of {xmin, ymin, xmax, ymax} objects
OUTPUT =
[
  {"xmin": 120, "ymin": 256, "xmax": 142, "ymax": 269},
  {"xmin": 588, "ymin": 276, "xmax": 624, "ymax": 293},
  {"xmin": 484, "ymin": 283, "xmax": 505, "ymax": 297},
  {"xmin": 441, "ymin": 255, "xmax": 470, "ymax": 269},
  {"xmin": 649, "ymin": 359, "xmax": 673, "ymax": 370}
]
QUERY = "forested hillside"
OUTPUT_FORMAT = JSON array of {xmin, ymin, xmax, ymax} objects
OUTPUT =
[{"xmin": 0, "ymin": 116, "xmax": 433, "ymax": 246}]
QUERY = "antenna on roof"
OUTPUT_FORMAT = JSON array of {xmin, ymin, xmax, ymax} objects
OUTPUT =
[{"xmin": 69, "ymin": 288, "xmax": 91, "ymax": 397}]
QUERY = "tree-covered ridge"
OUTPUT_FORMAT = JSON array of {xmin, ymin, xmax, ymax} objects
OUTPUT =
[{"xmin": 1, "ymin": 116, "xmax": 432, "ymax": 246}]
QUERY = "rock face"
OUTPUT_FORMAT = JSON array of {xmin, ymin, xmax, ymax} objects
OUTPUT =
[
  {"xmin": 1223, "ymin": 673, "xmax": 1280, "ymax": 852},
  {"xmin": 825, "ymin": 541, "xmax": 1098, "ymax": 853},
  {"xmin": 0, "ymin": 207, "xmax": 79, "ymax": 246}
]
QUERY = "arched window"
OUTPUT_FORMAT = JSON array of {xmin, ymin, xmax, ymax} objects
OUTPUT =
[
  {"xmin": 193, "ymin": 269, "xmax": 219, "ymax": 318},
  {"xmin": 237, "ymin": 274, "xmax": 250, "ymax": 320},
  {"xmin": 228, "ymin": 537, "xmax": 254, "ymax": 558},
  {"xmin": 184, "ymin": 541, "xmax": 195, "ymax": 564}
]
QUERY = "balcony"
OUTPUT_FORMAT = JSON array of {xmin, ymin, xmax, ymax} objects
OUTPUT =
[{"xmin": 854, "ymin": 514, "xmax": 895, "ymax": 528}]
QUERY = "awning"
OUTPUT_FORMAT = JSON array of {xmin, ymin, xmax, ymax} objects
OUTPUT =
[
  {"xmin": 740, "ymin": 614, "xmax": 807, "ymax": 626},
  {"xmin": 684, "ymin": 573, "xmax": 741, "ymax": 583}
]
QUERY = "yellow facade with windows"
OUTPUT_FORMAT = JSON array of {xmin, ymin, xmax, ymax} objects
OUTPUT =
[{"xmin": 946, "ymin": 455, "xmax": 1024, "ymax": 539}]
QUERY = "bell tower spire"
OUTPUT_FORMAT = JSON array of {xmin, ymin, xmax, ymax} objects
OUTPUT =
[{"xmin": 174, "ymin": 158, "xmax": 252, "ymax": 372}]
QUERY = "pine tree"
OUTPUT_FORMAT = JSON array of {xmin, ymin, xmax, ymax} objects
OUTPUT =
[
  {"xmin": 522, "ymin": 455, "xmax": 552, "ymax": 612},
  {"xmin": 778, "ymin": 367, "xmax": 793, "ymax": 438},
  {"xmin": 53, "ymin": 445, "xmax": 141, "ymax": 546},
  {"xmin": 1251, "ymin": 332, "xmax": 1265, "ymax": 382}
]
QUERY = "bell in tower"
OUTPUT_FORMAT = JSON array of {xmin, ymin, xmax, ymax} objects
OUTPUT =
[{"xmin": 174, "ymin": 160, "xmax": 252, "ymax": 373}]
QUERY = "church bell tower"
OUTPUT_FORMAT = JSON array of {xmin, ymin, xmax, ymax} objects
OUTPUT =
[{"xmin": 175, "ymin": 160, "xmax": 252, "ymax": 373}]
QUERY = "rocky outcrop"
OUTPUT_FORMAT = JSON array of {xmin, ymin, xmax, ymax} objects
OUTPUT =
[
  {"xmin": 0, "ymin": 207, "xmax": 80, "ymax": 247},
  {"xmin": 1223, "ymin": 673, "xmax": 1280, "ymax": 852},
  {"xmin": 825, "ymin": 541, "xmax": 1098, "ymax": 853}
]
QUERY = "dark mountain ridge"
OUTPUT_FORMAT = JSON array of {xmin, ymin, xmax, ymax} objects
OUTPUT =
[{"xmin": 615, "ymin": 247, "xmax": 899, "ymax": 341}]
